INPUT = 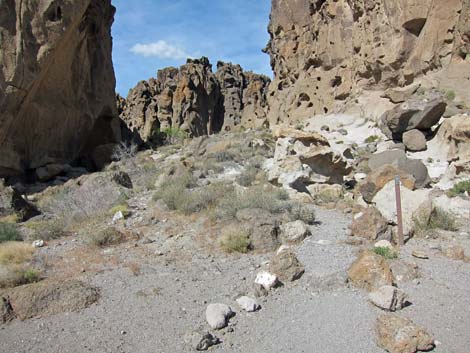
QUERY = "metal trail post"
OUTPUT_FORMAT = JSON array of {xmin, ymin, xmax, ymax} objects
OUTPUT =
[{"xmin": 395, "ymin": 175, "xmax": 404, "ymax": 247}]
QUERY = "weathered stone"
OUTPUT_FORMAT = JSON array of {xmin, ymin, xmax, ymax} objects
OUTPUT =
[
  {"xmin": 402, "ymin": 130, "xmax": 427, "ymax": 152},
  {"xmin": 368, "ymin": 150, "xmax": 407, "ymax": 171},
  {"xmin": 373, "ymin": 181, "xmax": 431, "ymax": 236},
  {"xmin": 436, "ymin": 114, "xmax": 470, "ymax": 172},
  {"xmin": 280, "ymin": 220, "xmax": 311, "ymax": 244},
  {"xmin": 380, "ymin": 94, "xmax": 446, "ymax": 139},
  {"xmin": 390, "ymin": 261, "xmax": 420, "ymax": 283},
  {"xmin": 35, "ymin": 164, "xmax": 71, "ymax": 182},
  {"xmin": 350, "ymin": 208, "xmax": 389, "ymax": 241},
  {"xmin": 443, "ymin": 245, "xmax": 465, "ymax": 261},
  {"xmin": 369, "ymin": 285, "xmax": 408, "ymax": 312},
  {"xmin": 269, "ymin": 250, "xmax": 305, "ymax": 282},
  {"xmin": 348, "ymin": 251, "xmax": 394, "ymax": 292},
  {"xmin": 205, "ymin": 303, "xmax": 234, "ymax": 330},
  {"xmin": 112, "ymin": 172, "xmax": 133, "ymax": 189},
  {"xmin": 0, "ymin": 0, "xmax": 120, "ymax": 177},
  {"xmin": 376, "ymin": 314, "xmax": 435, "ymax": 353},
  {"xmin": 307, "ymin": 184, "xmax": 344, "ymax": 203},
  {"xmin": 1, "ymin": 297, "xmax": 15, "ymax": 323},
  {"xmin": 360, "ymin": 164, "xmax": 416, "ymax": 203},
  {"xmin": 236, "ymin": 296, "xmax": 260, "ymax": 312},
  {"xmin": 0, "ymin": 180, "xmax": 39, "ymax": 221},
  {"xmin": 382, "ymin": 84, "xmax": 421, "ymax": 104},
  {"xmin": 184, "ymin": 330, "xmax": 220, "ymax": 351}
]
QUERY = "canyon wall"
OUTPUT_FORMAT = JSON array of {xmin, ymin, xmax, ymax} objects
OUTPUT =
[
  {"xmin": 0, "ymin": 0, "xmax": 120, "ymax": 177},
  {"xmin": 119, "ymin": 58, "xmax": 270, "ymax": 143},
  {"xmin": 265, "ymin": 0, "xmax": 470, "ymax": 124}
]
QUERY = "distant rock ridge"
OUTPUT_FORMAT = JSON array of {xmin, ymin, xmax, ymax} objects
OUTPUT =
[
  {"xmin": 119, "ymin": 58, "xmax": 271, "ymax": 143},
  {"xmin": 0, "ymin": 0, "xmax": 121, "ymax": 178},
  {"xmin": 264, "ymin": 0, "xmax": 470, "ymax": 124}
]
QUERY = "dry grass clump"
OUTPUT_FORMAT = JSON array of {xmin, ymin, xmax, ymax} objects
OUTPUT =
[
  {"xmin": 109, "ymin": 204, "xmax": 130, "ymax": 217},
  {"xmin": 0, "ymin": 242, "xmax": 34, "ymax": 265},
  {"xmin": 0, "ymin": 266, "xmax": 41, "ymax": 288},
  {"xmin": 414, "ymin": 207, "xmax": 458, "ymax": 234},
  {"xmin": 219, "ymin": 226, "xmax": 251, "ymax": 254},
  {"xmin": 86, "ymin": 227, "xmax": 124, "ymax": 248},
  {"xmin": 289, "ymin": 203, "xmax": 316, "ymax": 224},
  {"xmin": 23, "ymin": 218, "xmax": 65, "ymax": 241}
]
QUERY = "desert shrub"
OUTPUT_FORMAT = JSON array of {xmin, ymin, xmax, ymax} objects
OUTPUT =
[
  {"xmin": 215, "ymin": 185, "xmax": 290, "ymax": 220},
  {"xmin": 87, "ymin": 227, "xmax": 123, "ymax": 247},
  {"xmin": 445, "ymin": 90, "xmax": 456, "ymax": 101},
  {"xmin": 24, "ymin": 218, "xmax": 65, "ymax": 241},
  {"xmin": 112, "ymin": 141, "xmax": 139, "ymax": 162},
  {"xmin": 219, "ymin": 227, "xmax": 250, "ymax": 254},
  {"xmin": 415, "ymin": 207, "xmax": 458, "ymax": 233},
  {"xmin": 153, "ymin": 127, "xmax": 188, "ymax": 145},
  {"xmin": 447, "ymin": 180, "xmax": 470, "ymax": 198},
  {"xmin": 0, "ymin": 223, "xmax": 21, "ymax": 243},
  {"xmin": 23, "ymin": 268, "xmax": 41, "ymax": 283},
  {"xmin": 289, "ymin": 203, "xmax": 316, "ymax": 224},
  {"xmin": 364, "ymin": 135, "xmax": 380, "ymax": 143},
  {"xmin": 236, "ymin": 165, "xmax": 260, "ymax": 187},
  {"xmin": 0, "ymin": 242, "xmax": 34, "ymax": 265},
  {"xmin": 212, "ymin": 151, "xmax": 235, "ymax": 163},
  {"xmin": 109, "ymin": 204, "xmax": 130, "ymax": 218},
  {"xmin": 0, "ymin": 214, "xmax": 19, "ymax": 224},
  {"xmin": 373, "ymin": 247, "xmax": 398, "ymax": 260}
]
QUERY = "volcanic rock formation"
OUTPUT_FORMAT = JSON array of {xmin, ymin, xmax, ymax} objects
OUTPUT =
[
  {"xmin": 119, "ymin": 58, "xmax": 270, "ymax": 143},
  {"xmin": 264, "ymin": 0, "xmax": 470, "ymax": 124},
  {"xmin": 0, "ymin": 0, "xmax": 120, "ymax": 177}
]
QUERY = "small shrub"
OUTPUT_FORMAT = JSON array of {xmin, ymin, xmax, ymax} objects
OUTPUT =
[
  {"xmin": 0, "ymin": 223, "xmax": 21, "ymax": 243},
  {"xmin": 364, "ymin": 135, "xmax": 380, "ymax": 143},
  {"xmin": 0, "ymin": 242, "xmax": 34, "ymax": 265},
  {"xmin": 445, "ymin": 90, "xmax": 456, "ymax": 101},
  {"xmin": 23, "ymin": 268, "xmax": 41, "ymax": 283},
  {"xmin": 236, "ymin": 165, "xmax": 259, "ymax": 187},
  {"xmin": 447, "ymin": 180, "xmax": 470, "ymax": 198},
  {"xmin": 153, "ymin": 127, "xmax": 188, "ymax": 145},
  {"xmin": 373, "ymin": 247, "xmax": 398, "ymax": 260},
  {"xmin": 112, "ymin": 141, "xmax": 139, "ymax": 162},
  {"xmin": 414, "ymin": 207, "xmax": 458, "ymax": 233},
  {"xmin": 0, "ymin": 214, "xmax": 19, "ymax": 224},
  {"xmin": 215, "ymin": 185, "xmax": 290, "ymax": 220},
  {"xmin": 290, "ymin": 203, "xmax": 316, "ymax": 224},
  {"xmin": 24, "ymin": 218, "xmax": 65, "ymax": 241},
  {"xmin": 212, "ymin": 151, "xmax": 234, "ymax": 163},
  {"xmin": 219, "ymin": 227, "xmax": 250, "ymax": 254},
  {"xmin": 87, "ymin": 227, "xmax": 123, "ymax": 247}
]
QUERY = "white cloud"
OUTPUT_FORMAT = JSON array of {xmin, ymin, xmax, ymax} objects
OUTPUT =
[{"xmin": 130, "ymin": 40, "xmax": 192, "ymax": 59}]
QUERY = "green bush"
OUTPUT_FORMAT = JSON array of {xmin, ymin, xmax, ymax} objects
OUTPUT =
[
  {"xmin": 0, "ymin": 223, "xmax": 21, "ymax": 243},
  {"xmin": 219, "ymin": 227, "xmax": 250, "ymax": 254},
  {"xmin": 447, "ymin": 180, "xmax": 470, "ymax": 198},
  {"xmin": 109, "ymin": 204, "xmax": 130, "ymax": 218},
  {"xmin": 290, "ymin": 203, "xmax": 316, "ymax": 224},
  {"xmin": 23, "ymin": 268, "xmax": 41, "ymax": 284},
  {"xmin": 364, "ymin": 135, "xmax": 380, "ymax": 143},
  {"xmin": 373, "ymin": 247, "xmax": 398, "ymax": 260},
  {"xmin": 445, "ymin": 90, "xmax": 456, "ymax": 101}
]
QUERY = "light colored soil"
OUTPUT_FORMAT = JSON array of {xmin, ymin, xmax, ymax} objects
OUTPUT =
[{"xmin": 1, "ymin": 205, "xmax": 470, "ymax": 353}]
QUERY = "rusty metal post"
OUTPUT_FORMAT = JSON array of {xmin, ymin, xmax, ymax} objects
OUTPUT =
[{"xmin": 395, "ymin": 175, "xmax": 404, "ymax": 247}]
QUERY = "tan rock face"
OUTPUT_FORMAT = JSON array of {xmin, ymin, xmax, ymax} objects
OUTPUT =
[
  {"xmin": 350, "ymin": 207, "xmax": 389, "ymax": 241},
  {"xmin": 0, "ymin": 0, "xmax": 120, "ymax": 177},
  {"xmin": 265, "ymin": 0, "xmax": 470, "ymax": 124},
  {"xmin": 120, "ymin": 58, "xmax": 270, "ymax": 142},
  {"xmin": 436, "ymin": 114, "xmax": 470, "ymax": 173}
]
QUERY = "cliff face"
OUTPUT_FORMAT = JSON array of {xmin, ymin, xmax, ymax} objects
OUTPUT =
[
  {"xmin": 0, "ymin": 0, "xmax": 120, "ymax": 177},
  {"xmin": 265, "ymin": 0, "xmax": 470, "ymax": 124},
  {"xmin": 120, "ymin": 58, "xmax": 270, "ymax": 143}
]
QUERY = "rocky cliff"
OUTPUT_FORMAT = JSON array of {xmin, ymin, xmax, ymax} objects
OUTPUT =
[
  {"xmin": 265, "ymin": 0, "xmax": 470, "ymax": 124},
  {"xmin": 0, "ymin": 0, "xmax": 120, "ymax": 177},
  {"xmin": 120, "ymin": 58, "xmax": 270, "ymax": 143}
]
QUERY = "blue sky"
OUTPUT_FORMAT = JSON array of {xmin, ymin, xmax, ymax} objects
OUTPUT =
[{"xmin": 112, "ymin": 0, "xmax": 272, "ymax": 96}]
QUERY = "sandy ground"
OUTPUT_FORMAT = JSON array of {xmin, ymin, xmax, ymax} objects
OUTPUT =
[{"xmin": 1, "ymin": 205, "xmax": 470, "ymax": 353}]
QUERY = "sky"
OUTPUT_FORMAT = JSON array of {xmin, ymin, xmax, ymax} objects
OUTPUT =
[{"xmin": 111, "ymin": 0, "xmax": 272, "ymax": 96}]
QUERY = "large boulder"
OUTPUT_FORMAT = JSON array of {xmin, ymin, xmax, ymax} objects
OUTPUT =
[
  {"xmin": 0, "ymin": 180, "xmax": 39, "ymax": 221},
  {"xmin": 380, "ymin": 94, "xmax": 446, "ymax": 139},
  {"xmin": 348, "ymin": 251, "xmax": 394, "ymax": 292},
  {"xmin": 372, "ymin": 180, "xmax": 431, "ymax": 236},
  {"xmin": 402, "ymin": 129, "xmax": 427, "ymax": 152},
  {"xmin": 350, "ymin": 207, "xmax": 390, "ymax": 241},
  {"xmin": 267, "ymin": 129, "xmax": 351, "ymax": 189},
  {"xmin": 0, "ymin": 0, "xmax": 121, "ymax": 177},
  {"xmin": 376, "ymin": 314, "xmax": 435, "ymax": 353},
  {"xmin": 360, "ymin": 164, "xmax": 416, "ymax": 203}
]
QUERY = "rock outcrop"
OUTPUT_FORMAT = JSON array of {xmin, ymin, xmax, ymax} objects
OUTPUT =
[
  {"xmin": 0, "ymin": 0, "xmax": 121, "ymax": 177},
  {"xmin": 120, "ymin": 58, "xmax": 270, "ymax": 143},
  {"xmin": 264, "ymin": 0, "xmax": 470, "ymax": 124}
]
